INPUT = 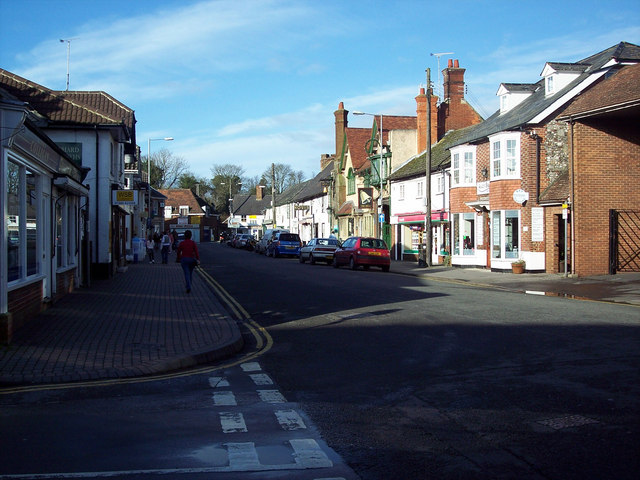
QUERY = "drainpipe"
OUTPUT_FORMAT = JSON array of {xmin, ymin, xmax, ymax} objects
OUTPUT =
[
  {"xmin": 569, "ymin": 118, "xmax": 575, "ymax": 276},
  {"xmin": 535, "ymin": 133, "xmax": 541, "ymax": 204},
  {"xmin": 95, "ymin": 126, "xmax": 99, "ymax": 267}
]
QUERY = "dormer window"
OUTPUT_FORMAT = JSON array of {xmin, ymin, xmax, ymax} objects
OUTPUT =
[
  {"xmin": 546, "ymin": 75, "xmax": 554, "ymax": 95},
  {"xmin": 179, "ymin": 205, "xmax": 189, "ymax": 216},
  {"xmin": 541, "ymin": 62, "xmax": 588, "ymax": 98},
  {"xmin": 497, "ymin": 83, "xmax": 536, "ymax": 114}
]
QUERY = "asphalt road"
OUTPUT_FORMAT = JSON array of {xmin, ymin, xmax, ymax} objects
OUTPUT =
[{"xmin": 204, "ymin": 242, "xmax": 640, "ymax": 480}]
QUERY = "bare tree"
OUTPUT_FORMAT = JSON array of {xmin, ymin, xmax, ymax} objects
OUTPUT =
[
  {"xmin": 261, "ymin": 163, "xmax": 294, "ymax": 194},
  {"xmin": 287, "ymin": 169, "xmax": 306, "ymax": 189},
  {"xmin": 146, "ymin": 148, "xmax": 189, "ymax": 189}
]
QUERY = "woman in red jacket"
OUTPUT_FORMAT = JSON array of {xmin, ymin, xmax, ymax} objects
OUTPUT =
[{"xmin": 176, "ymin": 230, "xmax": 200, "ymax": 293}]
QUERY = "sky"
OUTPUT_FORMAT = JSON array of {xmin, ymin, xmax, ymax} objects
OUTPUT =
[{"xmin": 1, "ymin": 0, "xmax": 639, "ymax": 182}]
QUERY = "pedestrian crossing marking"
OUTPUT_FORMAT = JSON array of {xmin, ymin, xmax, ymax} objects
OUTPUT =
[
  {"xmin": 240, "ymin": 362, "xmax": 262, "ymax": 372},
  {"xmin": 275, "ymin": 409, "xmax": 307, "ymax": 430},
  {"xmin": 213, "ymin": 391, "xmax": 237, "ymax": 406},
  {"xmin": 226, "ymin": 442, "xmax": 261, "ymax": 469},
  {"xmin": 258, "ymin": 389, "xmax": 287, "ymax": 403},
  {"xmin": 219, "ymin": 412, "xmax": 248, "ymax": 433},
  {"xmin": 290, "ymin": 439, "xmax": 333, "ymax": 468},
  {"xmin": 249, "ymin": 373, "xmax": 273, "ymax": 385},
  {"xmin": 208, "ymin": 376, "xmax": 230, "ymax": 388}
]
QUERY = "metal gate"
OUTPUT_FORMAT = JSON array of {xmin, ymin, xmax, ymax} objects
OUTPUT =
[{"xmin": 609, "ymin": 210, "xmax": 640, "ymax": 274}]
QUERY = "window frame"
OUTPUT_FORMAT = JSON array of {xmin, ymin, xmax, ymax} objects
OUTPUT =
[
  {"xmin": 490, "ymin": 133, "xmax": 521, "ymax": 179},
  {"xmin": 450, "ymin": 145, "xmax": 476, "ymax": 187}
]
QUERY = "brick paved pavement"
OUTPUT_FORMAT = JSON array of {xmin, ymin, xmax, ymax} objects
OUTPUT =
[{"xmin": 0, "ymin": 261, "xmax": 243, "ymax": 386}]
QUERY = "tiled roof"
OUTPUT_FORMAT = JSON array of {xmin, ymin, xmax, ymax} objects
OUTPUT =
[
  {"xmin": 159, "ymin": 189, "xmax": 204, "ymax": 215},
  {"xmin": 539, "ymin": 171, "xmax": 570, "ymax": 204},
  {"xmin": 345, "ymin": 127, "xmax": 372, "ymax": 170},
  {"xmin": 336, "ymin": 201, "xmax": 355, "ymax": 216},
  {"xmin": 500, "ymin": 83, "xmax": 537, "ymax": 92},
  {"xmin": 0, "ymin": 69, "xmax": 135, "ymax": 143},
  {"xmin": 559, "ymin": 63, "xmax": 640, "ymax": 118},
  {"xmin": 276, "ymin": 181, "xmax": 310, "ymax": 206},
  {"xmin": 232, "ymin": 193, "xmax": 273, "ymax": 216},
  {"xmin": 449, "ymin": 42, "xmax": 640, "ymax": 148}
]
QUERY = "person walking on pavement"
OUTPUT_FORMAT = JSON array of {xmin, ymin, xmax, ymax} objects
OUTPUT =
[
  {"xmin": 146, "ymin": 235, "xmax": 155, "ymax": 263},
  {"xmin": 176, "ymin": 229, "xmax": 200, "ymax": 293},
  {"xmin": 161, "ymin": 230, "xmax": 172, "ymax": 264}
]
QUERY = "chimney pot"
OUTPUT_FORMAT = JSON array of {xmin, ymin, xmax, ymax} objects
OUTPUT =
[
  {"xmin": 420, "ymin": 87, "xmax": 425, "ymax": 95},
  {"xmin": 448, "ymin": 59, "xmax": 453, "ymax": 68},
  {"xmin": 338, "ymin": 101, "xmax": 344, "ymax": 109},
  {"xmin": 454, "ymin": 59, "xmax": 459, "ymax": 68}
]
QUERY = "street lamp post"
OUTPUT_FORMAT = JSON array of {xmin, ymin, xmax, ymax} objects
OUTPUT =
[
  {"xmin": 221, "ymin": 181, "xmax": 242, "ymax": 232},
  {"xmin": 146, "ymin": 137, "xmax": 173, "ymax": 234},
  {"xmin": 353, "ymin": 111, "xmax": 385, "ymax": 240}
]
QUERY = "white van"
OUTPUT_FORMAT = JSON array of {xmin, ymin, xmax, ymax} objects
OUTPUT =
[{"xmin": 256, "ymin": 228, "xmax": 289, "ymax": 254}]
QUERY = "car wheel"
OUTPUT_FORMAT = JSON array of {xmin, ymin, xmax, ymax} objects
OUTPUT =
[
  {"xmin": 333, "ymin": 256, "xmax": 339, "ymax": 268},
  {"xmin": 382, "ymin": 265, "xmax": 390, "ymax": 272},
  {"xmin": 310, "ymin": 254, "xmax": 315, "ymax": 265},
  {"xmin": 299, "ymin": 254, "xmax": 305, "ymax": 263},
  {"xmin": 363, "ymin": 265, "xmax": 370, "ymax": 270},
  {"xmin": 349, "ymin": 257, "xmax": 358, "ymax": 270},
  {"xmin": 273, "ymin": 249, "xmax": 279, "ymax": 258}
]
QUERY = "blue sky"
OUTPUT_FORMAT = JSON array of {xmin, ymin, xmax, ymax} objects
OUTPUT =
[{"xmin": 1, "ymin": 0, "xmax": 638, "ymax": 181}]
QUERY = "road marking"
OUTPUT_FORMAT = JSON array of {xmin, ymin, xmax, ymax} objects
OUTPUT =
[
  {"xmin": 226, "ymin": 442, "xmax": 261, "ymax": 470},
  {"xmin": 208, "ymin": 376, "xmax": 230, "ymax": 388},
  {"xmin": 290, "ymin": 439, "xmax": 333, "ymax": 468},
  {"xmin": 220, "ymin": 412, "xmax": 248, "ymax": 433},
  {"xmin": 213, "ymin": 391, "xmax": 237, "ymax": 406},
  {"xmin": 258, "ymin": 389, "xmax": 287, "ymax": 403},
  {"xmin": 275, "ymin": 409, "xmax": 307, "ymax": 430},
  {"xmin": 536, "ymin": 414, "xmax": 599, "ymax": 430},
  {"xmin": 241, "ymin": 362, "xmax": 262, "ymax": 372},
  {"xmin": 249, "ymin": 373, "xmax": 273, "ymax": 385}
]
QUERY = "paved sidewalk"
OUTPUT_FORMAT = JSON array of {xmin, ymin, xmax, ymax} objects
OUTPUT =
[
  {"xmin": 0, "ymin": 261, "xmax": 243, "ymax": 386},
  {"xmin": 391, "ymin": 260, "xmax": 640, "ymax": 306}
]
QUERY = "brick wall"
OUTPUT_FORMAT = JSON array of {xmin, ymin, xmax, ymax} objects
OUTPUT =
[
  {"xmin": 572, "ymin": 119, "xmax": 640, "ymax": 276},
  {"xmin": 5, "ymin": 281, "xmax": 44, "ymax": 342}
]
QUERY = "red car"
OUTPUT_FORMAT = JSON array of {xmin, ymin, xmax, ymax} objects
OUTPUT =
[{"xmin": 333, "ymin": 237, "xmax": 390, "ymax": 272}]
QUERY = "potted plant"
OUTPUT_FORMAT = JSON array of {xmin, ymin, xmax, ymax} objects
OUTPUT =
[{"xmin": 511, "ymin": 259, "xmax": 526, "ymax": 274}]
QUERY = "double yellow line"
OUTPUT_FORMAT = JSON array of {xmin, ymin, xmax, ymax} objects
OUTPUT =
[{"xmin": 0, "ymin": 268, "xmax": 272, "ymax": 395}]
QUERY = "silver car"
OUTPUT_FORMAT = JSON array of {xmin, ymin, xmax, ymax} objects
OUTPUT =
[{"xmin": 299, "ymin": 237, "xmax": 340, "ymax": 265}]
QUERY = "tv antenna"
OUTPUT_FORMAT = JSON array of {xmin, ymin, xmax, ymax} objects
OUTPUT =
[
  {"xmin": 430, "ymin": 52, "xmax": 454, "ymax": 98},
  {"xmin": 59, "ymin": 38, "xmax": 78, "ymax": 91}
]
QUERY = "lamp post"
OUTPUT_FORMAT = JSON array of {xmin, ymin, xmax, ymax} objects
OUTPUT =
[
  {"xmin": 221, "ymin": 181, "xmax": 242, "ymax": 232},
  {"xmin": 353, "ymin": 111, "xmax": 385, "ymax": 240},
  {"xmin": 146, "ymin": 137, "xmax": 173, "ymax": 234}
]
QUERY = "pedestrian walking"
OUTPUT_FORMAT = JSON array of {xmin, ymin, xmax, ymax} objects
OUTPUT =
[
  {"xmin": 171, "ymin": 229, "xmax": 179, "ymax": 253},
  {"xmin": 161, "ymin": 230, "xmax": 171, "ymax": 264},
  {"xmin": 146, "ymin": 236, "xmax": 155, "ymax": 263},
  {"xmin": 176, "ymin": 230, "xmax": 200, "ymax": 293}
]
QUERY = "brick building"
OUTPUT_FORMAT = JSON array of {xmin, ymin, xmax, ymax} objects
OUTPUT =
[{"xmin": 447, "ymin": 42, "xmax": 639, "ymax": 274}]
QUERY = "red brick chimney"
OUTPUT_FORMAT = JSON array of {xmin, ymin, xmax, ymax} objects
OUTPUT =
[
  {"xmin": 415, "ymin": 87, "xmax": 439, "ymax": 151},
  {"xmin": 256, "ymin": 185, "xmax": 264, "ymax": 201},
  {"xmin": 334, "ymin": 102, "xmax": 348, "ymax": 158},
  {"xmin": 438, "ymin": 60, "xmax": 482, "ymax": 138}
]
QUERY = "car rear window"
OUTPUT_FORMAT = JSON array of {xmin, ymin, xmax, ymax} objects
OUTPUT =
[
  {"xmin": 360, "ymin": 238, "xmax": 387, "ymax": 249},
  {"xmin": 318, "ymin": 239, "xmax": 339, "ymax": 246},
  {"xmin": 279, "ymin": 233, "xmax": 300, "ymax": 242}
]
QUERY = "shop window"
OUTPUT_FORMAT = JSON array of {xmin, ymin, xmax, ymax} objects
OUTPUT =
[
  {"xmin": 453, "ymin": 213, "xmax": 475, "ymax": 255},
  {"xmin": 7, "ymin": 160, "xmax": 40, "ymax": 282},
  {"xmin": 491, "ymin": 210, "xmax": 520, "ymax": 258}
]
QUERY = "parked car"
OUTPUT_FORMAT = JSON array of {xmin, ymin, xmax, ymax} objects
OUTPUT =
[
  {"xmin": 233, "ymin": 234, "xmax": 254, "ymax": 249},
  {"xmin": 299, "ymin": 237, "xmax": 340, "ymax": 265},
  {"xmin": 332, "ymin": 236, "xmax": 390, "ymax": 271},
  {"xmin": 256, "ymin": 228, "xmax": 289, "ymax": 254},
  {"xmin": 267, "ymin": 232, "xmax": 301, "ymax": 257}
]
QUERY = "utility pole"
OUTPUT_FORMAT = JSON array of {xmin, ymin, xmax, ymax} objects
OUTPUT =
[
  {"xmin": 271, "ymin": 163, "xmax": 276, "ymax": 227},
  {"xmin": 425, "ymin": 68, "xmax": 433, "ymax": 267}
]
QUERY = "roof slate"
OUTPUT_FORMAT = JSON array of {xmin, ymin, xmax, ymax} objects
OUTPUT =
[
  {"xmin": 449, "ymin": 42, "xmax": 640, "ymax": 148},
  {"xmin": 158, "ymin": 189, "xmax": 204, "ymax": 214},
  {"xmin": 344, "ymin": 127, "xmax": 372, "ymax": 170},
  {"xmin": 232, "ymin": 193, "xmax": 273, "ymax": 216},
  {"xmin": 0, "ymin": 69, "xmax": 135, "ymax": 143},
  {"xmin": 560, "ymin": 63, "xmax": 640, "ymax": 118}
]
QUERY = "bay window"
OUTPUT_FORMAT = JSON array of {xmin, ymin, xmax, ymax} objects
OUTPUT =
[
  {"xmin": 451, "ymin": 146, "xmax": 476, "ymax": 186},
  {"xmin": 490, "ymin": 133, "xmax": 520, "ymax": 179},
  {"xmin": 491, "ymin": 210, "xmax": 520, "ymax": 259}
]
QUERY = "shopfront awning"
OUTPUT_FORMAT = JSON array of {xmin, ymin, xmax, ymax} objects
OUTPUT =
[
  {"xmin": 396, "ymin": 211, "xmax": 449, "ymax": 224},
  {"xmin": 53, "ymin": 175, "xmax": 89, "ymax": 197},
  {"xmin": 465, "ymin": 200, "xmax": 490, "ymax": 213}
]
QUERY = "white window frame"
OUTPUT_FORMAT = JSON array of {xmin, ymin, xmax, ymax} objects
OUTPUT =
[
  {"xmin": 450, "ymin": 145, "xmax": 476, "ymax": 187},
  {"xmin": 398, "ymin": 184, "xmax": 405, "ymax": 201},
  {"xmin": 179, "ymin": 205, "xmax": 189, "ymax": 216},
  {"xmin": 546, "ymin": 75, "xmax": 554, "ymax": 95},
  {"xmin": 490, "ymin": 133, "xmax": 520, "ymax": 179},
  {"xmin": 491, "ymin": 209, "xmax": 521, "ymax": 259},
  {"xmin": 416, "ymin": 181, "xmax": 423, "ymax": 198}
]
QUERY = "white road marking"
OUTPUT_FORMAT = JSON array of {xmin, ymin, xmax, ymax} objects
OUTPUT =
[
  {"xmin": 219, "ymin": 412, "xmax": 248, "ymax": 433},
  {"xmin": 290, "ymin": 439, "xmax": 333, "ymax": 468},
  {"xmin": 213, "ymin": 391, "xmax": 237, "ymax": 406},
  {"xmin": 208, "ymin": 376, "xmax": 230, "ymax": 388},
  {"xmin": 275, "ymin": 409, "xmax": 307, "ymax": 430},
  {"xmin": 226, "ymin": 442, "xmax": 261, "ymax": 470},
  {"xmin": 240, "ymin": 362, "xmax": 262, "ymax": 372},
  {"xmin": 257, "ymin": 389, "xmax": 287, "ymax": 403},
  {"xmin": 249, "ymin": 373, "xmax": 273, "ymax": 385}
]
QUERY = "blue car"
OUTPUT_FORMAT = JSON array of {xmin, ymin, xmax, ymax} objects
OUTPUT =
[{"xmin": 267, "ymin": 232, "xmax": 301, "ymax": 257}]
